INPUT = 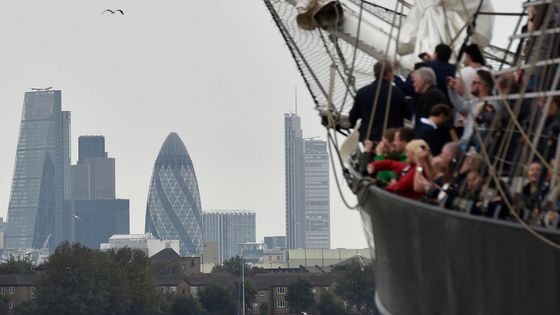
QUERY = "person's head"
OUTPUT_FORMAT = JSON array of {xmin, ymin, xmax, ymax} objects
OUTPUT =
[
  {"xmin": 527, "ymin": 161, "xmax": 541, "ymax": 184},
  {"xmin": 434, "ymin": 43, "xmax": 452, "ymax": 62},
  {"xmin": 471, "ymin": 69, "xmax": 494, "ymax": 98},
  {"xmin": 439, "ymin": 142, "xmax": 461, "ymax": 165},
  {"xmin": 393, "ymin": 127, "xmax": 415, "ymax": 154},
  {"xmin": 405, "ymin": 139, "xmax": 430, "ymax": 163},
  {"xmin": 383, "ymin": 128, "xmax": 397, "ymax": 143},
  {"xmin": 538, "ymin": 95, "xmax": 559, "ymax": 117},
  {"xmin": 413, "ymin": 67, "xmax": 436, "ymax": 94},
  {"xmin": 466, "ymin": 170, "xmax": 483, "ymax": 192},
  {"xmin": 496, "ymin": 74, "xmax": 516, "ymax": 95},
  {"xmin": 464, "ymin": 44, "xmax": 486, "ymax": 66},
  {"xmin": 460, "ymin": 150, "xmax": 482, "ymax": 174},
  {"xmin": 429, "ymin": 104, "xmax": 452, "ymax": 126},
  {"xmin": 374, "ymin": 60, "xmax": 393, "ymax": 80},
  {"xmin": 431, "ymin": 156, "xmax": 447, "ymax": 176}
]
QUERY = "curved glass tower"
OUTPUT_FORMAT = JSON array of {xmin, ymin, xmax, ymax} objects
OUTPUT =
[{"xmin": 145, "ymin": 132, "xmax": 203, "ymax": 255}]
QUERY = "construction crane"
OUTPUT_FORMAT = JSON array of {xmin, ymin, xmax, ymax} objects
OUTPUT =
[
  {"xmin": 30, "ymin": 87, "xmax": 52, "ymax": 91},
  {"xmin": 41, "ymin": 233, "xmax": 52, "ymax": 251}
]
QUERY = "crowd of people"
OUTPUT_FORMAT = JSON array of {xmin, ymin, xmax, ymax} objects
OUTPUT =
[{"xmin": 349, "ymin": 28, "xmax": 560, "ymax": 230}]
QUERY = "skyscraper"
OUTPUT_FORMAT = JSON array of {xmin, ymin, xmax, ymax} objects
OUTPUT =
[
  {"xmin": 72, "ymin": 135, "xmax": 115, "ymax": 200},
  {"xmin": 203, "ymin": 210, "xmax": 256, "ymax": 263},
  {"xmin": 6, "ymin": 90, "xmax": 73, "ymax": 250},
  {"xmin": 145, "ymin": 132, "xmax": 203, "ymax": 256},
  {"xmin": 284, "ymin": 113, "xmax": 330, "ymax": 249},
  {"xmin": 285, "ymin": 113, "xmax": 305, "ymax": 249},
  {"xmin": 71, "ymin": 135, "xmax": 129, "ymax": 249},
  {"xmin": 303, "ymin": 140, "xmax": 330, "ymax": 248}
]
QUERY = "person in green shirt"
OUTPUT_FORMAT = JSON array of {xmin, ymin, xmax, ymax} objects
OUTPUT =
[{"xmin": 360, "ymin": 127, "xmax": 416, "ymax": 186}]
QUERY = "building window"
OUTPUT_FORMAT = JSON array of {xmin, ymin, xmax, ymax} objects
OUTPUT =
[
  {"xmin": 31, "ymin": 287, "xmax": 36, "ymax": 299},
  {"xmin": 8, "ymin": 287, "xmax": 15, "ymax": 295},
  {"xmin": 190, "ymin": 286, "xmax": 198, "ymax": 297},
  {"xmin": 169, "ymin": 286, "xmax": 177, "ymax": 295},
  {"xmin": 258, "ymin": 290, "xmax": 265, "ymax": 296},
  {"xmin": 312, "ymin": 288, "xmax": 317, "ymax": 294},
  {"xmin": 276, "ymin": 300, "xmax": 285, "ymax": 308},
  {"xmin": 0, "ymin": 287, "xmax": 5, "ymax": 295},
  {"xmin": 159, "ymin": 287, "xmax": 165, "ymax": 294},
  {"xmin": 8, "ymin": 300, "xmax": 13, "ymax": 310},
  {"xmin": 276, "ymin": 287, "xmax": 286, "ymax": 295}
]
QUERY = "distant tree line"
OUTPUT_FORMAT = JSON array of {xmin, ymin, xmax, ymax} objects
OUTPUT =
[{"xmin": 0, "ymin": 247, "xmax": 377, "ymax": 315}]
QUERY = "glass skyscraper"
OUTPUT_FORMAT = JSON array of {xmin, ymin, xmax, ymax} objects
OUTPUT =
[
  {"xmin": 145, "ymin": 132, "xmax": 203, "ymax": 256},
  {"xmin": 6, "ymin": 90, "xmax": 73, "ymax": 250},
  {"xmin": 203, "ymin": 210, "xmax": 256, "ymax": 263}
]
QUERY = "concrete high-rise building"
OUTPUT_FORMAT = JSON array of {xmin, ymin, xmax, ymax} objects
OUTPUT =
[
  {"xmin": 145, "ymin": 132, "xmax": 203, "ymax": 256},
  {"xmin": 304, "ymin": 140, "xmax": 330, "ymax": 248},
  {"xmin": 6, "ymin": 90, "xmax": 73, "ymax": 250},
  {"xmin": 71, "ymin": 135, "xmax": 129, "ymax": 249},
  {"xmin": 203, "ymin": 210, "xmax": 256, "ymax": 263},
  {"xmin": 72, "ymin": 135, "xmax": 115, "ymax": 200},
  {"xmin": 284, "ymin": 113, "xmax": 330, "ymax": 249},
  {"xmin": 284, "ymin": 113, "xmax": 305, "ymax": 249}
]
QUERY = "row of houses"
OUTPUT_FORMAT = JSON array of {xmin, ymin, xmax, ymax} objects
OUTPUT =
[
  {"xmin": 156, "ymin": 271, "xmax": 341, "ymax": 314},
  {"xmin": 0, "ymin": 269, "xmax": 344, "ymax": 315}
]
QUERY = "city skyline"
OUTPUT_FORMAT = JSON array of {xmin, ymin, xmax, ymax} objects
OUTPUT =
[{"xmin": 0, "ymin": 0, "xmax": 521, "ymax": 250}]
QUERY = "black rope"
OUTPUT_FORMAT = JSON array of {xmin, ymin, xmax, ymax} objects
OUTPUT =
[
  {"xmin": 360, "ymin": 0, "xmax": 406, "ymax": 16},
  {"xmin": 478, "ymin": 12, "xmax": 527, "ymax": 16},
  {"xmin": 457, "ymin": 0, "xmax": 485, "ymax": 62}
]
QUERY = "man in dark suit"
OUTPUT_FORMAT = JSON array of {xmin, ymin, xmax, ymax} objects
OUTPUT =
[
  {"xmin": 424, "ymin": 43, "xmax": 456, "ymax": 99},
  {"xmin": 415, "ymin": 103, "xmax": 452, "ymax": 155},
  {"xmin": 350, "ymin": 60, "xmax": 411, "ymax": 142},
  {"xmin": 412, "ymin": 67, "xmax": 449, "ymax": 126}
]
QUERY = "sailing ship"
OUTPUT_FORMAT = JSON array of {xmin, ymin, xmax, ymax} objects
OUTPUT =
[{"xmin": 263, "ymin": 0, "xmax": 560, "ymax": 314}]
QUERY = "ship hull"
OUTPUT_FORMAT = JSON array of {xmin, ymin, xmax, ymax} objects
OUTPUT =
[{"xmin": 360, "ymin": 186, "xmax": 560, "ymax": 315}]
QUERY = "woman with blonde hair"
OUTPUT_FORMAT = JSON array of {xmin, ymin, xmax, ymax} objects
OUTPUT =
[{"xmin": 367, "ymin": 139, "xmax": 432, "ymax": 200}]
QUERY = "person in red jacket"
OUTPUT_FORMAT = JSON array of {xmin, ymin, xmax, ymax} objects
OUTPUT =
[{"xmin": 367, "ymin": 139, "xmax": 432, "ymax": 200}]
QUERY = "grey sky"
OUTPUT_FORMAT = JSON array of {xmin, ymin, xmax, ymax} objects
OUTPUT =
[{"xmin": 0, "ymin": 0, "xmax": 523, "ymax": 249}]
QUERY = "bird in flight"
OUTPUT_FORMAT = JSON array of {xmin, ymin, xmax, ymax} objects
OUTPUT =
[{"xmin": 101, "ymin": 9, "xmax": 124, "ymax": 15}]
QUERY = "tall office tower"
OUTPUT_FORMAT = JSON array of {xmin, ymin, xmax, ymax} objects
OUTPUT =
[
  {"xmin": 203, "ymin": 210, "xmax": 256, "ymax": 263},
  {"xmin": 71, "ymin": 136, "xmax": 129, "ymax": 249},
  {"xmin": 303, "ymin": 140, "xmax": 330, "ymax": 248},
  {"xmin": 284, "ymin": 113, "xmax": 305, "ymax": 249},
  {"xmin": 145, "ymin": 132, "xmax": 203, "ymax": 256},
  {"xmin": 6, "ymin": 90, "xmax": 73, "ymax": 250},
  {"xmin": 72, "ymin": 135, "xmax": 115, "ymax": 200}
]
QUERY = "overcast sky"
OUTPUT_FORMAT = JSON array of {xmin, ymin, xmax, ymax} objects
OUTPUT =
[{"xmin": 0, "ymin": 0, "xmax": 523, "ymax": 249}]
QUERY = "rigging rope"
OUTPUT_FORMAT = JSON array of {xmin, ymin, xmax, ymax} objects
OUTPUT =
[
  {"xmin": 364, "ymin": 0, "xmax": 400, "ymax": 142},
  {"xmin": 473, "ymin": 127, "xmax": 560, "ymax": 251},
  {"xmin": 381, "ymin": 0, "xmax": 404, "ymax": 134}
]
